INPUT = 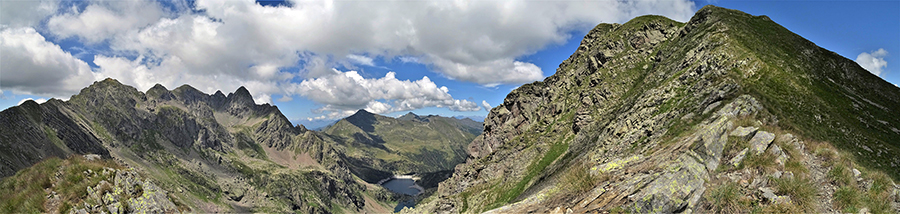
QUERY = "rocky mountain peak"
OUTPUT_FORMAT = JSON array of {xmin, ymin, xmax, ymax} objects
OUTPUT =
[
  {"xmin": 351, "ymin": 109, "xmax": 373, "ymax": 116},
  {"xmin": 398, "ymin": 112, "xmax": 430, "ymax": 122},
  {"xmin": 226, "ymin": 86, "xmax": 255, "ymax": 107},
  {"xmin": 344, "ymin": 109, "xmax": 378, "ymax": 132},
  {"xmin": 146, "ymin": 84, "xmax": 174, "ymax": 101},
  {"xmin": 149, "ymin": 83, "xmax": 167, "ymax": 91},
  {"xmin": 171, "ymin": 84, "xmax": 208, "ymax": 104},
  {"xmin": 70, "ymin": 78, "xmax": 144, "ymax": 109}
]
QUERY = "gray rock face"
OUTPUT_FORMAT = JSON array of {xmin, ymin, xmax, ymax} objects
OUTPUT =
[
  {"xmin": 629, "ymin": 154, "xmax": 709, "ymax": 213},
  {"xmin": 690, "ymin": 116, "xmax": 734, "ymax": 172},
  {"xmin": 730, "ymin": 148, "xmax": 749, "ymax": 167},
  {"xmin": 749, "ymin": 131, "xmax": 775, "ymax": 155},
  {"xmin": 127, "ymin": 179, "xmax": 178, "ymax": 213},
  {"xmin": 768, "ymin": 144, "xmax": 789, "ymax": 165},
  {"xmin": 71, "ymin": 168, "xmax": 179, "ymax": 214},
  {"xmin": 730, "ymin": 126, "xmax": 759, "ymax": 141}
]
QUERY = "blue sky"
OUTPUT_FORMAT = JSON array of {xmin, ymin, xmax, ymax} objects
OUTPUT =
[{"xmin": 0, "ymin": 0, "xmax": 897, "ymax": 129}]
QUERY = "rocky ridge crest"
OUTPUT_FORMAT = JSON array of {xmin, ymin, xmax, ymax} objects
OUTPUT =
[{"xmin": 409, "ymin": 5, "xmax": 900, "ymax": 213}]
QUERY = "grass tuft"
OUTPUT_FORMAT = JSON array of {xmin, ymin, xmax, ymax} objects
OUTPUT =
[
  {"xmin": 704, "ymin": 182, "xmax": 750, "ymax": 213},
  {"xmin": 739, "ymin": 152, "xmax": 777, "ymax": 173},
  {"xmin": 826, "ymin": 164, "xmax": 854, "ymax": 186},
  {"xmin": 770, "ymin": 177, "xmax": 817, "ymax": 213},
  {"xmin": 561, "ymin": 161, "xmax": 607, "ymax": 194},
  {"xmin": 833, "ymin": 186, "xmax": 860, "ymax": 213}
]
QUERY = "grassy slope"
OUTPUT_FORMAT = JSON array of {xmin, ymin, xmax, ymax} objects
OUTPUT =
[
  {"xmin": 704, "ymin": 7, "xmax": 900, "ymax": 180},
  {"xmin": 325, "ymin": 113, "xmax": 478, "ymax": 174},
  {"xmin": 0, "ymin": 156, "xmax": 125, "ymax": 213}
]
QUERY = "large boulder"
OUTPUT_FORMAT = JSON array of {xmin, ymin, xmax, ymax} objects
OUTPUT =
[
  {"xmin": 729, "ymin": 126, "xmax": 758, "ymax": 141},
  {"xmin": 749, "ymin": 131, "xmax": 775, "ymax": 155}
]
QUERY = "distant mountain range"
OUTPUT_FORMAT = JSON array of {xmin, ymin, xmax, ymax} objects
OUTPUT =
[
  {"xmin": 0, "ymin": 78, "xmax": 481, "ymax": 213},
  {"xmin": 323, "ymin": 110, "xmax": 481, "ymax": 182}
]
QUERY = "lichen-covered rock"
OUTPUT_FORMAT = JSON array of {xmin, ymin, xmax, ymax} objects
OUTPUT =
[
  {"xmin": 72, "ymin": 168, "xmax": 180, "ymax": 213},
  {"xmin": 768, "ymin": 144, "xmax": 789, "ymax": 166},
  {"xmin": 691, "ymin": 116, "xmax": 733, "ymax": 172},
  {"xmin": 629, "ymin": 155, "xmax": 708, "ymax": 213},
  {"xmin": 749, "ymin": 131, "xmax": 775, "ymax": 155},
  {"xmin": 730, "ymin": 148, "xmax": 749, "ymax": 167},
  {"xmin": 729, "ymin": 126, "xmax": 758, "ymax": 141}
]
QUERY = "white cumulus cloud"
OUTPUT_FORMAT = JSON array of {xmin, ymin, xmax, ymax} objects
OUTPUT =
[
  {"xmin": 0, "ymin": 0, "xmax": 58, "ymax": 28},
  {"xmin": 5, "ymin": 0, "xmax": 697, "ymax": 116},
  {"xmin": 481, "ymin": 100, "xmax": 492, "ymax": 112},
  {"xmin": 48, "ymin": 0, "xmax": 168, "ymax": 43},
  {"xmin": 347, "ymin": 54, "xmax": 375, "ymax": 67},
  {"xmin": 856, "ymin": 48, "xmax": 888, "ymax": 76},
  {"xmin": 293, "ymin": 69, "xmax": 481, "ymax": 118},
  {"xmin": 0, "ymin": 27, "xmax": 100, "ymax": 98}
]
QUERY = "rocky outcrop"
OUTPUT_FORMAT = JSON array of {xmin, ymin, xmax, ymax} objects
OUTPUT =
[{"xmin": 749, "ymin": 131, "xmax": 775, "ymax": 155}]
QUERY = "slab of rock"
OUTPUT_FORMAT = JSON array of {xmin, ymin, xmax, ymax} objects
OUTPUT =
[
  {"xmin": 749, "ymin": 131, "xmax": 775, "ymax": 155},
  {"xmin": 729, "ymin": 126, "xmax": 759, "ymax": 141},
  {"xmin": 774, "ymin": 195, "xmax": 792, "ymax": 204},
  {"xmin": 730, "ymin": 148, "xmax": 749, "ymax": 167},
  {"xmin": 691, "ymin": 116, "xmax": 732, "ymax": 172},
  {"xmin": 127, "ymin": 180, "xmax": 178, "ymax": 213},
  {"xmin": 760, "ymin": 187, "xmax": 777, "ymax": 202},
  {"xmin": 84, "ymin": 154, "xmax": 101, "ymax": 161},
  {"xmin": 768, "ymin": 144, "xmax": 789, "ymax": 165},
  {"xmin": 629, "ymin": 154, "xmax": 708, "ymax": 213}
]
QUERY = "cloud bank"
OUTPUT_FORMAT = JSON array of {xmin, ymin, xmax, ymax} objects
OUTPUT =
[
  {"xmin": 856, "ymin": 48, "xmax": 889, "ymax": 76},
  {"xmin": 295, "ymin": 70, "xmax": 481, "ymax": 119},
  {"xmin": 1, "ymin": 0, "xmax": 697, "ymax": 119}
]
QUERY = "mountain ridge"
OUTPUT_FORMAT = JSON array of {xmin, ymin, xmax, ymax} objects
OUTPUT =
[
  {"xmin": 1, "ymin": 78, "xmax": 374, "ymax": 213},
  {"xmin": 0, "ymin": 77, "xmax": 483, "ymax": 213},
  {"xmin": 409, "ymin": 5, "xmax": 900, "ymax": 213},
  {"xmin": 323, "ymin": 108, "xmax": 482, "ymax": 183}
]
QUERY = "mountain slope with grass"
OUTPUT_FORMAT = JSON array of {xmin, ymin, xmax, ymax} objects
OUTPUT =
[
  {"xmin": 323, "ymin": 110, "xmax": 481, "ymax": 182},
  {"xmin": 409, "ymin": 5, "xmax": 900, "ymax": 213}
]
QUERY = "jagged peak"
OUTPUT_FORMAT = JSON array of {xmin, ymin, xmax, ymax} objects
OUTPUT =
[
  {"xmin": 343, "ymin": 109, "xmax": 378, "ymax": 133},
  {"xmin": 149, "ymin": 83, "xmax": 167, "ymax": 91},
  {"xmin": 173, "ymin": 84, "xmax": 201, "ymax": 94},
  {"xmin": 213, "ymin": 90, "xmax": 225, "ymax": 98},
  {"xmin": 99, "ymin": 77, "xmax": 121, "ymax": 85},
  {"xmin": 350, "ymin": 109, "xmax": 373, "ymax": 117},
  {"xmin": 226, "ymin": 86, "xmax": 254, "ymax": 106},
  {"xmin": 86, "ymin": 78, "xmax": 127, "ymax": 90},
  {"xmin": 18, "ymin": 99, "xmax": 40, "ymax": 108},
  {"xmin": 398, "ymin": 111, "xmax": 427, "ymax": 122},
  {"xmin": 295, "ymin": 124, "xmax": 308, "ymax": 132},
  {"xmin": 227, "ymin": 86, "xmax": 252, "ymax": 100},
  {"xmin": 234, "ymin": 86, "xmax": 251, "ymax": 97},
  {"xmin": 146, "ymin": 84, "xmax": 175, "ymax": 100},
  {"xmin": 72, "ymin": 78, "xmax": 142, "ymax": 103}
]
